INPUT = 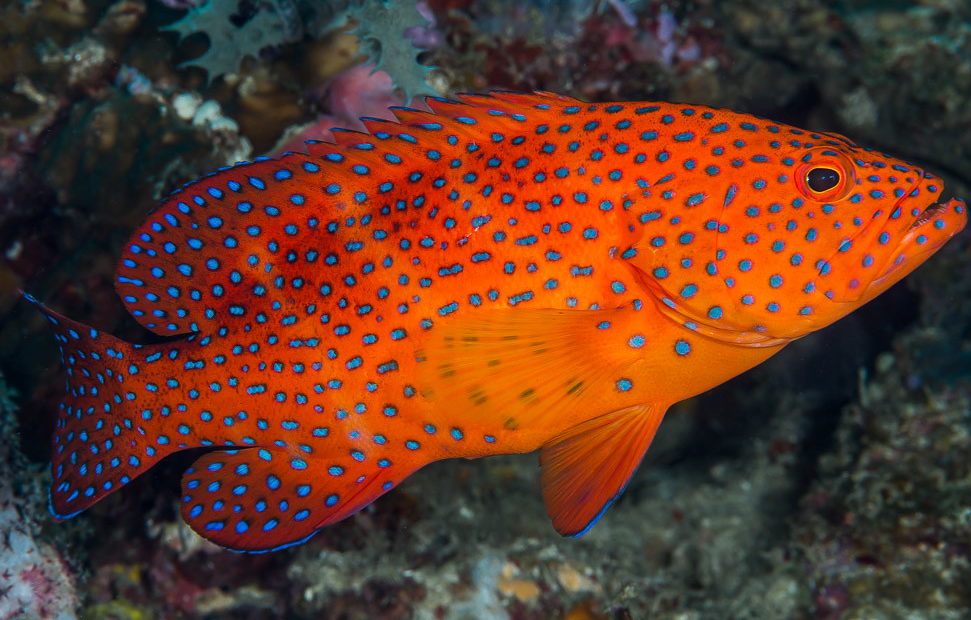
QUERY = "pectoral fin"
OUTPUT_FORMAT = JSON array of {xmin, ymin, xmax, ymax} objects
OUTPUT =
[
  {"xmin": 540, "ymin": 403, "xmax": 667, "ymax": 537},
  {"xmin": 418, "ymin": 308, "xmax": 645, "ymax": 434}
]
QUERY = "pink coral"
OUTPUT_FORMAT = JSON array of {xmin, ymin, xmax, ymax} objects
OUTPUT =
[
  {"xmin": 152, "ymin": 0, "xmax": 204, "ymax": 9},
  {"xmin": 274, "ymin": 63, "xmax": 424, "ymax": 155},
  {"xmin": 404, "ymin": 0, "xmax": 444, "ymax": 49}
]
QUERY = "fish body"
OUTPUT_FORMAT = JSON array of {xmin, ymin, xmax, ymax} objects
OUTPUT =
[{"xmin": 31, "ymin": 92, "xmax": 966, "ymax": 551}]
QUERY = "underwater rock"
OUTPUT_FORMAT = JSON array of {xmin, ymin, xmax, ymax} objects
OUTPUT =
[
  {"xmin": 429, "ymin": 0, "xmax": 723, "ymax": 99},
  {"xmin": 38, "ymin": 87, "xmax": 250, "ymax": 225},
  {"xmin": 722, "ymin": 0, "xmax": 971, "ymax": 183},
  {"xmin": 796, "ymin": 331, "xmax": 971, "ymax": 619}
]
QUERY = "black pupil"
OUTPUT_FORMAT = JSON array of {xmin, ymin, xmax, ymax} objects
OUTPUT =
[{"xmin": 807, "ymin": 167, "xmax": 840, "ymax": 192}]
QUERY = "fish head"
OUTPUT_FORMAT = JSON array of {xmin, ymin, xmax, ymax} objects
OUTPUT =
[
  {"xmin": 635, "ymin": 128, "xmax": 966, "ymax": 345},
  {"xmin": 771, "ymin": 135, "xmax": 967, "ymax": 336},
  {"xmin": 819, "ymin": 145, "xmax": 966, "ymax": 308}
]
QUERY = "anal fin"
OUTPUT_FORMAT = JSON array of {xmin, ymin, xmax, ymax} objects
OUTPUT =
[
  {"xmin": 181, "ymin": 447, "xmax": 406, "ymax": 553},
  {"xmin": 540, "ymin": 403, "xmax": 667, "ymax": 537}
]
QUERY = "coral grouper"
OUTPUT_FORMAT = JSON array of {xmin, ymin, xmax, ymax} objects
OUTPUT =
[{"xmin": 29, "ymin": 92, "xmax": 966, "ymax": 552}]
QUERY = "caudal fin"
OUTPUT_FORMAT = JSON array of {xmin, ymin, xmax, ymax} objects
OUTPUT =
[{"xmin": 25, "ymin": 294, "xmax": 178, "ymax": 520}]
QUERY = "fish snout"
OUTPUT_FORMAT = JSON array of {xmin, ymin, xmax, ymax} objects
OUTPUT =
[{"xmin": 863, "ymin": 194, "xmax": 966, "ymax": 301}]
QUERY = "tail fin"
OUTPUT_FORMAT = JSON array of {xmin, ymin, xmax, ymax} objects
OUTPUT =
[{"xmin": 24, "ymin": 294, "xmax": 178, "ymax": 520}]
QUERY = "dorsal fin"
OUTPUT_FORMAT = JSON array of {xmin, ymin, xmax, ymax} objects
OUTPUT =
[
  {"xmin": 114, "ymin": 92, "xmax": 586, "ymax": 337},
  {"xmin": 114, "ymin": 132, "xmax": 424, "ymax": 337},
  {"xmin": 114, "ymin": 153, "xmax": 345, "ymax": 336},
  {"xmin": 423, "ymin": 95, "xmax": 470, "ymax": 117},
  {"xmin": 303, "ymin": 139, "xmax": 334, "ymax": 157},
  {"xmin": 459, "ymin": 91, "xmax": 578, "ymax": 111},
  {"xmin": 329, "ymin": 127, "xmax": 373, "ymax": 147}
]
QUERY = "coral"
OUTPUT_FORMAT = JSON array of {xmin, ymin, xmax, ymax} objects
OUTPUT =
[
  {"xmin": 425, "ymin": 0, "xmax": 723, "ymax": 100},
  {"xmin": 797, "ymin": 348, "xmax": 971, "ymax": 619},
  {"xmin": 342, "ymin": 0, "xmax": 438, "ymax": 101},
  {"xmin": 271, "ymin": 62, "xmax": 412, "ymax": 155},
  {"xmin": 0, "ymin": 372, "xmax": 80, "ymax": 620},
  {"xmin": 723, "ymin": 0, "xmax": 971, "ymax": 182},
  {"xmin": 162, "ymin": 0, "xmax": 291, "ymax": 78},
  {"xmin": 164, "ymin": 0, "xmax": 438, "ymax": 100},
  {"xmin": 37, "ymin": 85, "xmax": 251, "ymax": 221},
  {"xmin": 0, "ymin": 0, "xmax": 148, "ymax": 301}
]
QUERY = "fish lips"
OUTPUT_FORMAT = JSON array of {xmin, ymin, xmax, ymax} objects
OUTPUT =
[{"xmin": 861, "ymin": 188, "xmax": 967, "ymax": 302}]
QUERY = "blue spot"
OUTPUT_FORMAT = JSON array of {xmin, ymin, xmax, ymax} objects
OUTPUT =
[{"xmin": 724, "ymin": 184, "xmax": 738, "ymax": 208}]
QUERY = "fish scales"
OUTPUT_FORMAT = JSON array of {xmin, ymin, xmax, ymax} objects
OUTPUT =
[{"xmin": 29, "ymin": 91, "xmax": 966, "ymax": 551}]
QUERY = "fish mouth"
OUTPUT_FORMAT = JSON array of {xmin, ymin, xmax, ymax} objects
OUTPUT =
[
  {"xmin": 908, "ymin": 200, "xmax": 949, "ymax": 230},
  {"xmin": 899, "ymin": 195, "xmax": 965, "ymax": 242},
  {"xmin": 862, "ymin": 194, "xmax": 966, "ymax": 300},
  {"xmin": 889, "ymin": 167, "xmax": 962, "ymax": 245}
]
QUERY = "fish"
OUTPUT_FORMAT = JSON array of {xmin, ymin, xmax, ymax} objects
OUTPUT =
[{"xmin": 27, "ymin": 91, "xmax": 966, "ymax": 552}]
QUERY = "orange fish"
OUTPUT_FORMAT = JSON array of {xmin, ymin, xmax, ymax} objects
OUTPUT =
[{"xmin": 28, "ymin": 92, "xmax": 966, "ymax": 552}]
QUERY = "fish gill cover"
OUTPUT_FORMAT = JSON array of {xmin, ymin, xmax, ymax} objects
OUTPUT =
[{"xmin": 163, "ymin": 0, "xmax": 437, "ymax": 101}]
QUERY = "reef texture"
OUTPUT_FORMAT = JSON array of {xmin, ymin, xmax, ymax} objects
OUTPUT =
[
  {"xmin": 0, "ymin": 374, "xmax": 79, "ymax": 620},
  {"xmin": 1, "ymin": 0, "xmax": 970, "ymax": 618},
  {"xmin": 163, "ymin": 0, "xmax": 438, "ymax": 100}
]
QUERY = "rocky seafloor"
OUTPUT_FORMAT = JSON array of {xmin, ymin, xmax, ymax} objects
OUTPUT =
[{"xmin": 1, "ymin": 0, "xmax": 970, "ymax": 618}]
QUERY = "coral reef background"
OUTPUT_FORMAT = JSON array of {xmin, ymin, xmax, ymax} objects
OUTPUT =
[{"xmin": 0, "ymin": 0, "xmax": 970, "ymax": 618}]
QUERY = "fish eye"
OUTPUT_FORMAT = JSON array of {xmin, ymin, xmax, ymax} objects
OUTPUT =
[
  {"xmin": 807, "ymin": 167, "xmax": 840, "ymax": 193},
  {"xmin": 795, "ymin": 149, "xmax": 856, "ymax": 202}
]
